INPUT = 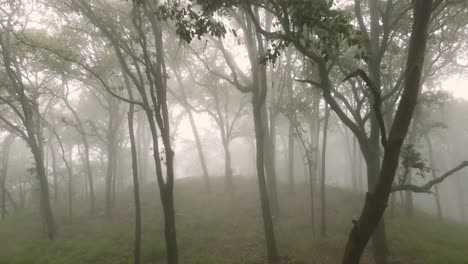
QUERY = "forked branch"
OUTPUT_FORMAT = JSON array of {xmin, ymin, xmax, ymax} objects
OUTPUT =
[{"xmin": 392, "ymin": 160, "xmax": 468, "ymax": 193}]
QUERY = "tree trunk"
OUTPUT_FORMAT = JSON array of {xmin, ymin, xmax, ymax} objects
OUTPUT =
[
  {"xmin": 67, "ymin": 146, "xmax": 73, "ymax": 223},
  {"xmin": 105, "ymin": 142, "xmax": 114, "ymax": 218},
  {"xmin": 456, "ymin": 176, "xmax": 466, "ymax": 223},
  {"xmin": 105, "ymin": 99, "xmax": 119, "ymax": 218},
  {"xmin": 186, "ymin": 108, "xmax": 211, "ymax": 192},
  {"xmin": 1, "ymin": 135, "xmax": 14, "ymax": 220},
  {"xmin": 352, "ymin": 137, "xmax": 358, "ymax": 191},
  {"xmin": 357, "ymin": 150, "xmax": 363, "ymax": 191},
  {"xmin": 31, "ymin": 141, "xmax": 56, "ymax": 240},
  {"xmin": 288, "ymin": 118, "xmax": 295, "ymax": 194},
  {"xmin": 253, "ymin": 99, "xmax": 279, "ymax": 262},
  {"xmin": 126, "ymin": 93, "xmax": 142, "ymax": 264},
  {"xmin": 222, "ymin": 139, "xmax": 234, "ymax": 195},
  {"xmin": 112, "ymin": 148, "xmax": 119, "ymax": 208},
  {"xmin": 63, "ymin": 92, "xmax": 96, "ymax": 215},
  {"xmin": 262, "ymin": 104, "xmax": 279, "ymax": 218},
  {"xmin": 341, "ymin": 1, "xmax": 432, "ymax": 262},
  {"xmin": 82, "ymin": 138, "xmax": 95, "ymax": 214},
  {"xmin": 424, "ymin": 135, "xmax": 442, "ymax": 219},
  {"xmin": 48, "ymin": 139, "xmax": 59, "ymax": 203},
  {"xmin": 320, "ymin": 104, "xmax": 330, "ymax": 238},
  {"xmin": 404, "ymin": 171, "xmax": 414, "ymax": 216}
]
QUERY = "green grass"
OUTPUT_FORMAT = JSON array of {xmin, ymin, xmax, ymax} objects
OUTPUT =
[{"xmin": 0, "ymin": 177, "xmax": 467, "ymax": 263}]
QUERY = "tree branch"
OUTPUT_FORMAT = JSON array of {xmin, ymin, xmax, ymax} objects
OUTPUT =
[
  {"xmin": 344, "ymin": 69, "xmax": 387, "ymax": 147},
  {"xmin": 392, "ymin": 161, "xmax": 468, "ymax": 193}
]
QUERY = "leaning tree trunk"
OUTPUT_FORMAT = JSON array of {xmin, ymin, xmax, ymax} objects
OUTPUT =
[
  {"xmin": 341, "ymin": 1, "xmax": 433, "ymax": 262},
  {"xmin": 186, "ymin": 108, "xmax": 211, "ymax": 192}
]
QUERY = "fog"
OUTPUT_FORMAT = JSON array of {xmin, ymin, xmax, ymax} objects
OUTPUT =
[{"xmin": 0, "ymin": 0, "xmax": 467, "ymax": 263}]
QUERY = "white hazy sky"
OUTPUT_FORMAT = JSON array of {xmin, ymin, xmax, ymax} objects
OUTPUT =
[{"xmin": 442, "ymin": 74, "xmax": 468, "ymax": 100}]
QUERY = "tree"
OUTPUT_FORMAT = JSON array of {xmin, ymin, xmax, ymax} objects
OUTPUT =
[
  {"xmin": 0, "ymin": 0, "xmax": 56, "ymax": 239},
  {"xmin": 183, "ymin": 51, "xmax": 248, "ymax": 195},
  {"xmin": 341, "ymin": 1, "xmax": 434, "ymax": 262}
]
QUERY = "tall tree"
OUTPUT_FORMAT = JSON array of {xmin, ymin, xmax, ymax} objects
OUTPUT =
[
  {"xmin": 342, "ymin": 1, "xmax": 433, "ymax": 262},
  {"xmin": 0, "ymin": 0, "xmax": 56, "ymax": 239}
]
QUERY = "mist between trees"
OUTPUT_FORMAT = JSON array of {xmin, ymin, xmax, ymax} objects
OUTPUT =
[{"xmin": 0, "ymin": 0, "xmax": 468, "ymax": 264}]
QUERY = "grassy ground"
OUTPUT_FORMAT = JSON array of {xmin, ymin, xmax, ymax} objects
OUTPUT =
[{"xmin": 1, "ymin": 176, "xmax": 467, "ymax": 264}]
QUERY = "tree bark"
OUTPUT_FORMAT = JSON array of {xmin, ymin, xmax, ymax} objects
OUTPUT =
[
  {"xmin": 262, "ymin": 104, "xmax": 280, "ymax": 218},
  {"xmin": 253, "ymin": 96, "xmax": 279, "ymax": 262},
  {"xmin": 341, "ymin": 1, "xmax": 433, "ymax": 262}
]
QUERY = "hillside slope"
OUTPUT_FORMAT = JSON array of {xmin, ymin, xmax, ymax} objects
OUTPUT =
[{"xmin": 1, "ymin": 177, "xmax": 467, "ymax": 264}]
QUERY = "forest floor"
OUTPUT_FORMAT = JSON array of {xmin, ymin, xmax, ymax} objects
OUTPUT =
[{"xmin": 1, "ymin": 176, "xmax": 467, "ymax": 264}]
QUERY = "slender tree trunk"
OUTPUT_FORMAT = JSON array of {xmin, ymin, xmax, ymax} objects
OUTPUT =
[
  {"xmin": 18, "ymin": 175, "xmax": 25, "ymax": 210},
  {"xmin": 424, "ymin": 135, "xmax": 442, "ymax": 219},
  {"xmin": 222, "ymin": 139, "xmax": 234, "ymax": 195},
  {"xmin": 288, "ymin": 117, "xmax": 295, "ymax": 194},
  {"xmin": 82, "ymin": 139, "xmax": 95, "ymax": 214},
  {"xmin": 125, "ymin": 89, "xmax": 141, "ymax": 264},
  {"xmin": 67, "ymin": 146, "xmax": 73, "ymax": 223},
  {"xmin": 352, "ymin": 137, "xmax": 358, "ymax": 191},
  {"xmin": 244, "ymin": 15, "xmax": 280, "ymax": 261},
  {"xmin": 404, "ymin": 171, "xmax": 414, "ymax": 216},
  {"xmin": 48, "ymin": 137, "xmax": 59, "ymax": 203},
  {"xmin": 404, "ymin": 117, "xmax": 419, "ymax": 217},
  {"xmin": 112, "ymin": 148, "xmax": 119, "ymax": 208},
  {"xmin": 105, "ymin": 142, "xmax": 114, "ymax": 218},
  {"xmin": 1, "ymin": 135, "xmax": 14, "ymax": 220},
  {"xmin": 62, "ymin": 88, "xmax": 96, "ymax": 215},
  {"xmin": 342, "ymin": 2, "xmax": 432, "ymax": 262},
  {"xmin": 320, "ymin": 104, "xmax": 330, "ymax": 238},
  {"xmin": 262, "ymin": 104, "xmax": 279, "ymax": 218},
  {"xmin": 253, "ymin": 100, "xmax": 279, "ymax": 262},
  {"xmin": 186, "ymin": 109, "xmax": 211, "ymax": 192}
]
